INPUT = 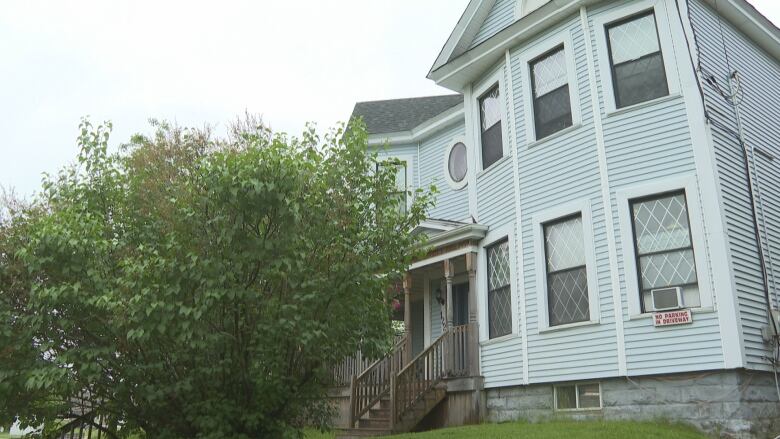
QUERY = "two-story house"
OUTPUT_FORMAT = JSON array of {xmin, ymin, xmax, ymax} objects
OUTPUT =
[{"xmin": 338, "ymin": 0, "xmax": 780, "ymax": 437}]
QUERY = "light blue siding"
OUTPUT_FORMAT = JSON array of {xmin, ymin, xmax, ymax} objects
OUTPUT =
[
  {"xmin": 688, "ymin": 0, "xmax": 780, "ymax": 370},
  {"xmin": 430, "ymin": 284, "xmax": 444, "ymax": 342},
  {"xmin": 419, "ymin": 122, "xmax": 470, "ymax": 222},
  {"xmin": 481, "ymin": 336, "xmax": 523, "ymax": 387},
  {"xmin": 470, "ymin": 0, "xmax": 516, "ymax": 49}
]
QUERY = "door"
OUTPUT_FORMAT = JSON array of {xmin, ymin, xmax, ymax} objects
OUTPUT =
[{"xmin": 452, "ymin": 282, "xmax": 469, "ymax": 327}]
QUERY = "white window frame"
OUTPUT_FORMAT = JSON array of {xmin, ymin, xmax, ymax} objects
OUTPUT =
[
  {"xmin": 443, "ymin": 136, "xmax": 469, "ymax": 191},
  {"xmin": 533, "ymin": 199, "xmax": 600, "ymax": 332},
  {"xmin": 617, "ymin": 175, "xmax": 714, "ymax": 319},
  {"xmin": 478, "ymin": 223, "xmax": 520, "ymax": 344},
  {"xmin": 471, "ymin": 66, "xmax": 511, "ymax": 174},
  {"xmin": 553, "ymin": 382, "xmax": 603, "ymax": 411},
  {"xmin": 377, "ymin": 153, "xmax": 415, "ymax": 213},
  {"xmin": 518, "ymin": 30, "xmax": 581, "ymax": 146},
  {"xmin": 591, "ymin": 0, "xmax": 681, "ymax": 115}
]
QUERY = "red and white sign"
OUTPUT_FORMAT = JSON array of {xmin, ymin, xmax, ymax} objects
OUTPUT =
[{"xmin": 653, "ymin": 309, "xmax": 693, "ymax": 327}]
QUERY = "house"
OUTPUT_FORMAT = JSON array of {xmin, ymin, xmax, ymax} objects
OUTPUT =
[{"xmin": 338, "ymin": 0, "xmax": 780, "ymax": 437}]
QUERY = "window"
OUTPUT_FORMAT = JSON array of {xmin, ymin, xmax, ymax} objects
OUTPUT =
[
  {"xmin": 606, "ymin": 11, "xmax": 669, "ymax": 109},
  {"xmin": 630, "ymin": 191, "xmax": 699, "ymax": 312},
  {"xmin": 487, "ymin": 239, "xmax": 512, "ymax": 339},
  {"xmin": 479, "ymin": 85, "xmax": 504, "ymax": 170},
  {"xmin": 544, "ymin": 215, "xmax": 589, "ymax": 326},
  {"xmin": 378, "ymin": 159, "xmax": 408, "ymax": 214},
  {"xmin": 448, "ymin": 142, "xmax": 468, "ymax": 184},
  {"xmin": 530, "ymin": 46, "xmax": 572, "ymax": 139},
  {"xmin": 555, "ymin": 383, "xmax": 601, "ymax": 410}
]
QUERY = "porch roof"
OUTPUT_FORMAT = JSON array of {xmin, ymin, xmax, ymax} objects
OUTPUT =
[{"xmin": 410, "ymin": 219, "xmax": 488, "ymax": 270}]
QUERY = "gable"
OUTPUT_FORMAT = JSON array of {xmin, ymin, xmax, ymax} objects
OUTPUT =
[{"xmin": 469, "ymin": 0, "xmax": 517, "ymax": 49}]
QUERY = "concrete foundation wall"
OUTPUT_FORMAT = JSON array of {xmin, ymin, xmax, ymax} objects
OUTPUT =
[{"xmin": 486, "ymin": 370, "xmax": 780, "ymax": 439}]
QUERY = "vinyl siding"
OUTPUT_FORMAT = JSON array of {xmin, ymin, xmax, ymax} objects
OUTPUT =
[
  {"xmin": 419, "ymin": 122, "xmax": 470, "ymax": 222},
  {"xmin": 470, "ymin": 0, "xmax": 516, "ymax": 49},
  {"xmin": 688, "ymin": 0, "xmax": 780, "ymax": 370},
  {"xmin": 430, "ymin": 286, "xmax": 444, "ymax": 342}
]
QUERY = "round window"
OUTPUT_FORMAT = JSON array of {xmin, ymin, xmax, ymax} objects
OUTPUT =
[{"xmin": 448, "ymin": 142, "xmax": 468, "ymax": 183}]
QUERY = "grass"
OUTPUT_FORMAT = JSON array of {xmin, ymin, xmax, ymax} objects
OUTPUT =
[{"xmin": 304, "ymin": 420, "xmax": 710, "ymax": 439}]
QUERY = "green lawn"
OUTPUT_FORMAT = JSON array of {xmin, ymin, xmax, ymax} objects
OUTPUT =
[{"xmin": 305, "ymin": 421, "xmax": 710, "ymax": 439}]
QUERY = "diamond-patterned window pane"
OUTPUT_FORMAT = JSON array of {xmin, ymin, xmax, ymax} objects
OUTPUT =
[
  {"xmin": 489, "ymin": 286, "xmax": 512, "ymax": 339},
  {"xmin": 548, "ymin": 267, "xmax": 590, "ymax": 326},
  {"xmin": 487, "ymin": 240, "xmax": 511, "ymax": 291},
  {"xmin": 480, "ymin": 85, "xmax": 502, "ymax": 131},
  {"xmin": 487, "ymin": 240, "xmax": 512, "ymax": 339},
  {"xmin": 608, "ymin": 13, "xmax": 661, "ymax": 64},
  {"xmin": 632, "ymin": 194, "xmax": 691, "ymax": 254},
  {"xmin": 532, "ymin": 47, "xmax": 568, "ymax": 97},
  {"xmin": 545, "ymin": 216, "xmax": 585, "ymax": 272},
  {"xmin": 639, "ymin": 250, "xmax": 697, "ymax": 290}
]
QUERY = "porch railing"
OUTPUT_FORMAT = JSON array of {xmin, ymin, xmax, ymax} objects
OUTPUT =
[
  {"xmin": 330, "ymin": 350, "xmax": 373, "ymax": 388},
  {"xmin": 348, "ymin": 335, "xmax": 409, "ymax": 427}
]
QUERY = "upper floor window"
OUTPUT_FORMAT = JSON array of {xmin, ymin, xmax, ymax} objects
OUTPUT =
[
  {"xmin": 377, "ymin": 159, "xmax": 408, "ymax": 214},
  {"xmin": 487, "ymin": 239, "xmax": 512, "ymax": 339},
  {"xmin": 544, "ymin": 215, "xmax": 589, "ymax": 326},
  {"xmin": 448, "ymin": 142, "xmax": 468, "ymax": 184},
  {"xmin": 479, "ymin": 85, "xmax": 504, "ymax": 170},
  {"xmin": 530, "ymin": 46, "xmax": 572, "ymax": 140},
  {"xmin": 606, "ymin": 11, "xmax": 669, "ymax": 109},
  {"xmin": 630, "ymin": 191, "xmax": 700, "ymax": 312}
]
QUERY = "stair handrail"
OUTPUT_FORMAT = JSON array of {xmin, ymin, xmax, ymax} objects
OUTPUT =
[{"xmin": 348, "ymin": 334, "xmax": 409, "ymax": 428}]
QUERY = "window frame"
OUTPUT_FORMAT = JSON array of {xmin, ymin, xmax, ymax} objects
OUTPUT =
[
  {"xmin": 554, "ymin": 382, "xmax": 602, "ymax": 411},
  {"xmin": 376, "ymin": 154, "xmax": 414, "ymax": 214},
  {"xmin": 628, "ymin": 190, "xmax": 698, "ymax": 313},
  {"xmin": 591, "ymin": 0, "xmax": 680, "ymax": 115},
  {"xmin": 443, "ymin": 136, "xmax": 469, "ymax": 190},
  {"xmin": 518, "ymin": 32, "xmax": 581, "ymax": 145},
  {"xmin": 616, "ymin": 176, "xmax": 714, "ymax": 318},
  {"xmin": 486, "ymin": 238, "xmax": 512, "ymax": 340},
  {"xmin": 478, "ymin": 223, "xmax": 519, "ymax": 344},
  {"xmin": 471, "ymin": 67, "xmax": 510, "ymax": 173},
  {"xmin": 533, "ymin": 199, "xmax": 600, "ymax": 332},
  {"xmin": 543, "ymin": 213, "xmax": 591, "ymax": 327}
]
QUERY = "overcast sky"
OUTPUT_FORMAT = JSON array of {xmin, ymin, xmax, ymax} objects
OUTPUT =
[{"xmin": 1, "ymin": 1, "xmax": 779, "ymax": 198}]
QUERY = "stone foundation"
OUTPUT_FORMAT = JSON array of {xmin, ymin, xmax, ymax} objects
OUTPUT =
[{"xmin": 485, "ymin": 370, "xmax": 780, "ymax": 439}]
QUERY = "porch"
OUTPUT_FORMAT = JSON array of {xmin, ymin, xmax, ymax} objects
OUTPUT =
[{"xmin": 333, "ymin": 220, "xmax": 488, "ymax": 437}]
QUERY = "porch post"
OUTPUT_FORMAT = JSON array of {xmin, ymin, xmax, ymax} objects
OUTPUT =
[
  {"xmin": 466, "ymin": 251, "xmax": 480, "ymax": 376},
  {"xmin": 403, "ymin": 272, "xmax": 412, "ymax": 362},
  {"xmin": 444, "ymin": 259, "xmax": 454, "ymax": 329}
]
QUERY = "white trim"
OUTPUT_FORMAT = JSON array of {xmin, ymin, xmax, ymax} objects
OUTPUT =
[
  {"xmin": 615, "ymin": 175, "xmax": 715, "ymax": 318},
  {"xmin": 443, "ymin": 136, "xmax": 470, "ymax": 191},
  {"xmin": 590, "ymin": 0, "xmax": 682, "ymax": 115},
  {"xmin": 409, "ymin": 246, "xmax": 481, "ymax": 271},
  {"xmin": 516, "ymin": 29, "xmax": 582, "ymax": 145},
  {"xmin": 580, "ymin": 5, "xmax": 627, "ymax": 376},
  {"xmin": 671, "ymin": 0, "xmax": 745, "ymax": 368},
  {"xmin": 422, "ymin": 223, "xmax": 489, "ymax": 250},
  {"xmin": 424, "ymin": 273, "xmax": 432, "ymax": 346},
  {"xmin": 478, "ymin": 222, "xmax": 519, "ymax": 342},
  {"xmin": 465, "ymin": 84, "xmax": 479, "ymax": 221},
  {"xmin": 377, "ymin": 153, "xmax": 415, "ymax": 213},
  {"xmin": 505, "ymin": 48, "xmax": 530, "ymax": 384},
  {"xmin": 532, "ymin": 199, "xmax": 601, "ymax": 332},
  {"xmin": 471, "ymin": 64, "xmax": 511, "ymax": 172},
  {"xmin": 367, "ymin": 104, "xmax": 464, "ymax": 146}
]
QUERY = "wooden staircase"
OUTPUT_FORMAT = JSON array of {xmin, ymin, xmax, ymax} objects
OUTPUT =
[{"xmin": 337, "ymin": 324, "xmax": 474, "ymax": 438}]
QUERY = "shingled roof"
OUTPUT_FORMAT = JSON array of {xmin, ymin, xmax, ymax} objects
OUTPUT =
[{"xmin": 350, "ymin": 94, "xmax": 463, "ymax": 135}]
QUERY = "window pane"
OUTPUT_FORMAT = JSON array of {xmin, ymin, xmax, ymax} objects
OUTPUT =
[
  {"xmin": 613, "ymin": 52, "xmax": 668, "ymax": 108},
  {"xmin": 608, "ymin": 13, "xmax": 661, "ymax": 64},
  {"xmin": 556, "ymin": 386, "xmax": 577, "ymax": 410},
  {"xmin": 632, "ymin": 193, "xmax": 691, "ymax": 254},
  {"xmin": 548, "ymin": 266, "xmax": 590, "ymax": 326},
  {"xmin": 545, "ymin": 216, "xmax": 585, "ymax": 272},
  {"xmin": 480, "ymin": 86, "xmax": 502, "ymax": 130},
  {"xmin": 489, "ymin": 285, "xmax": 512, "ymax": 339},
  {"xmin": 607, "ymin": 12, "xmax": 669, "ymax": 108},
  {"xmin": 639, "ymin": 249, "xmax": 697, "ymax": 290},
  {"xmin": 534, "ymin": 85, "xmax": 572, "ymax": 139},
  {"xmin": 532, "ymin": 48, "xmax": 568, "ymax": 97},
  {"xmin": 488, "ymin": 240, "xmax": 511, "ymax": 290},
  {"xmin": 448, "ymin": 142, "xmax": 468, "ymax": 183},
  {"xmin": 578, "ymin": 384, "xmax": 601, "ymax": 408}
]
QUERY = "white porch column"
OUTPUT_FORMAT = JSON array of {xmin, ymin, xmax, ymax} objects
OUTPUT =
[{"xmin": 444, "ymin": 259, "xmax": 455, "ymax": 329}]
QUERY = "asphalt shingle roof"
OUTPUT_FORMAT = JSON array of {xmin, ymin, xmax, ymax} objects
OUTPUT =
[{"xmin": 350, "ymin": 94, "xmax": 463, "ymax": 135}]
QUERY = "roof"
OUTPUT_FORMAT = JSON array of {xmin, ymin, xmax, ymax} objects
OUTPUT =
[{"xmin": 351, "ymin": 94, "xmax": 463, "ymax": 135}]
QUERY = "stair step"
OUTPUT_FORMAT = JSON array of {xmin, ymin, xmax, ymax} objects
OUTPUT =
[
  {"xmin": 369, "ymin": 408, "xmax": 389, "ymax": 418},
  {"xmin": 358, "ymin": 417, "xmax": 390, "ymax": 429},
  {"xmin": 336, "ymin": 427, "xmax": 393, "ymax": 438},
  {"xmin": 378, "ymin": 399, "xmax": 391, "ymax": 410}
]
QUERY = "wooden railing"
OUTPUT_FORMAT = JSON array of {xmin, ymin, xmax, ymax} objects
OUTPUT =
[
  {"xmin": 349, "ymin": 335, "xmax": 409, "ymax": 427},
  {"xmin": 54, "ymin": 412, "xmax": 115, "ymax": 439},
  {"xmin": 330, "ymin": 350, "xmax": 373, "ymax": 388},
  {"xmin": 391, "ymin": 324, "xmax": 474, "ymax": 425}
]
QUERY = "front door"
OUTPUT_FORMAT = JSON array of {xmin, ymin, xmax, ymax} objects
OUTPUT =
[{"xmin": 452, "ymin": 283, "xmax": 469, "ymax": 327}]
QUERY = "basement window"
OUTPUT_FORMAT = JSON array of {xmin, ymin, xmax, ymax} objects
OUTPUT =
[{"xmin": 555, "ymin": 383, "xmax": 601, "ymax": 411}]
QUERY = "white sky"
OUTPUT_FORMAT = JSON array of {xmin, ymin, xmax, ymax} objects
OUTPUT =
[{"xmin": 1, "ymin": 0, "xmax": 778, "ymax": 197}]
